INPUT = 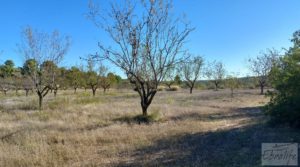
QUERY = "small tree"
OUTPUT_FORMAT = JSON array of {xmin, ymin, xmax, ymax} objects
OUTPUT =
[
  {"xmin": 66, "ymin": 66, "xmax": 84, "ymax": 93},
  {"xmin": 206, "ymin": 61, "xmax": 226, "ymax": 91},
  {"xmin": 98, "ymin": 64, "xmax": 111, "ymax": 93},
  {"xmin": 164, "ymin": 67, "xmax": 176, "ymax": 89},
  {"xmin": 180, "ymin": 55, "xmax": 204, "ymax": 94},
  {"xmin": 88, "ymin": 0, "xmax": 193, "ymax": 115},
  {"xmin": 174, "ymin": 74, "xmax": 182, "ymax": 86},
  {"xmin": 0, "ymin": 60, "xmax": 15, "ymax": 78},
  {"xmin": 248, "ymin": 49, "xmax": 279, "ymax": 95},
  {"xmin": 18, "ymin": 27, "xmax": 70, "ymax": 110},
  {"xmin": 225, "ymin": 74, "xmax": 240, "ymax": 98},
  {"xmin": 85, "ymin": 58, "xmax": 99, "ymax": 96}
]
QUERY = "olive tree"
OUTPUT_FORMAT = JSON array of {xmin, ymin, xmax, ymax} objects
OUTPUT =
[
  {"xmin": 88, "ymin": 0, "xmax": 193, "ymax": 115},
  {"xmin": 18, "ymin": 27, "xmax": 70, "ymax": 110},
  {"xmin": 180, "ymin": 55, "xmax": 204, "ymax": 94}
]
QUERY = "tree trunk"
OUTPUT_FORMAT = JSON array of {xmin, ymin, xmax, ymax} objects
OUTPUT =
[
  {"xmin": 38, "ymin": 95, "xmax": 43, "ymax": 110},
  {"xmin": 74, "ymin": 88, "xmax": 77, "ymax": 93},
  {"xmin": 215, "ymin": 82, "xmax": 218, "ymax": 91},
  {"xmin": 4, "ymin": 90, "xmax": 7, "ymax": 96},
  {"xmin": 231, "ymin": 88, "xmax": 234, "ymax": 98},
  {"xmin": 92, "ymin": 89, "xmax": 96, "ymax": 96},
  {"xmin": 141, "ymin": 103, "xmax": 149, "ymax": 116},
  {"xmin": 25, "ymin": 89, "xmax": 29, "ymax": 96},
  {"xmin": 103, "ymin": 88, "xmax": 106, "ymax": 93},
  {"xmin": 260, "ymin": 85, "xmax": 264, "ymax": 95},
  {"xmin": 189, "ymin": 86, "xmax": 193, "ymax": 94},
  {"xmin": 54, "ymin": 89, "xmax": 57, "ymax": 97}
]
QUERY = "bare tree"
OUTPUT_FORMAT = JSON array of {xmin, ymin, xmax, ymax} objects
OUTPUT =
[
  {"xmin": 18, "ymin": 27, "xmax": 70, "ymax": 110},
  {"xmin": 164, "ymin": 66, "xmax": 176, "ymax": 89},
  {"xmin": 248, "ymin": 49, "xmax": 279, "ymax": 95},
  {"xmin": 88, "ymin": 0, "xmax": 193, "ymax": 116},
  {"xmin": 205, "ymin": 61, "xmax": 226, "ymax": 91},
  {"xmin": 0, "ymin": 77, "xmax": 14, "ymax": 95},
  {"xmin": 180, "ymin": 55, "xmax": 204, "ymax": 94},
  {"xmin": 22, "ymin": 77, "xmax": 34, "ymax": 96}
]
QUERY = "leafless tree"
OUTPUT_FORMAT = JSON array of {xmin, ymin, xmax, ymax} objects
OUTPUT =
[
  {"xmin": 0, "ymin": 78, "xmax": 14, "ymax": 95},
  {"xmin": 87, "ymin": 0, "xmax": 193, "ymax": 115},
  {"xmin": 180, "ymin": 55, "xmax": 204, "ymax": 94},
  {"xmin": 18, "ymin": 26, "xmax": 70, "ymax": 110},
  {"xmin": 22, "ymin": 77, "xmax": 34, "ymax": 96},
  {"xmin": 205, "ymin": 61, "xmax": 226, "ymax": 91},
  {"xmin": 164, "ymin": 66, "xmax": 176, "ymax": 89},
  {"xmin": 248, "ymin": 49, "xmax": 279, "ymax": 95}
]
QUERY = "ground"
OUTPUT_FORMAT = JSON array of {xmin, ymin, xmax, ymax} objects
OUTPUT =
[{"xmin": 0, "ymin": 89, "xmax": 299, "ymax": 166}]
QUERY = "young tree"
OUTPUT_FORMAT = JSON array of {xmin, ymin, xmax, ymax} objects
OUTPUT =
[
  {"xmin": 180, "ymin": 55, "xmax": 204, "ymax": 94},
  {"xmin": 98, "ymin": 64, "xmax": 110, "ymax": 93},
  {"xmin": 88, "ymin": 0, "xmax": 193, "ymax": 115},
  {"xmin": 22, "ymin": 76, "xmax": 34, "ymax": 96},
  {"xmin": 164, "ymin": 67, "xmax": 176, "ymax": 89},
  {"xmin": 225, "ymin": 73, "xmax": 240, "ymax": 98},
  {"xmin": 66, "ymin": 66, "xmax": 84, "ymax": 93},
  {"xmin": 0, "ymin": 60, "xmax": 15, "ymax": 78},
  {"xmin": 18, "ymin": 27, "xmax": 70, "ymax": 110},
  {"xmin": 0, "ymin": 77, "xmax": 13, "ymax": 95},
  {"xmin": 174, "ymin": 74, "xmax": 182, "ymax": 86},
  {"xmin": 248, "ymin": 49, "xmax": 279, "ymax": 95},
  {"xmin": 205, "ymin": 61, "xmax": 226, "ymax": 91},
  {"xmin": 85, "ymin": 58, "xmax": 99, "ymax": 96}
]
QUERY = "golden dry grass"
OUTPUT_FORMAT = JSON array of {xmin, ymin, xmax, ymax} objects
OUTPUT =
[{"xmin": 0, "ymin": 89, "xmax": 299, "ymax": 166}]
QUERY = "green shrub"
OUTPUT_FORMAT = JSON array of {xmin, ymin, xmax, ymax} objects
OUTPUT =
[{"xmin": 265, "ymin": 30, "xmax": 300, "ymax": 128}]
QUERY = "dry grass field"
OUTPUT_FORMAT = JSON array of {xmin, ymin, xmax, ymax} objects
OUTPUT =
[{"xmin": 0, "ymin": 89, "xmax": 299, "ymax": 166}]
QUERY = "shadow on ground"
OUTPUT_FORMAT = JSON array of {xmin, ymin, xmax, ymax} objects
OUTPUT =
[
  {"xmin": 169, "ymin": 106, "xmax": 263, "ymax": 122},
  {"xmin": 116, "ymin": 107, "xmax": 300, "ymax": 167}
]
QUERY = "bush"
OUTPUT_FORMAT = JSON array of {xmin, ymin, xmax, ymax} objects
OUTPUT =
[
  {"xmin": 166, "ymin": 86, "xmax": 180, "ymax": 91},
  {"xmin": 265, "ymin": 30, "xmax": 300, "ymax": 128},
  {"xmin": 157, "ymin": 86, "xmax": 165, "ymax": 91}
]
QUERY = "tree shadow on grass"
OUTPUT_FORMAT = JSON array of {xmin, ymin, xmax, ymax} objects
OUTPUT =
[{"xmin": 116, "ymin": 108, "xmax": 300, "ymax": 167}]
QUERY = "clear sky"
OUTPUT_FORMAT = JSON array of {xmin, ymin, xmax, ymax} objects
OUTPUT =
[{"xmin": 0, "ymin": 0, "xmax": 300, "ymax": 77}]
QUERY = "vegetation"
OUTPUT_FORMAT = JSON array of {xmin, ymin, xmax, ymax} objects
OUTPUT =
[
  {"xmin": 265, "ymin": 30, "xmax": 300, "ymax": 128},
  {"xmin": 87, "ymin": 0, "xmax": 193, "ymax": 116},
  {"xmin": 1, "ymin": 0, "xmax": 300, "ymax": 166},
  {"xmin": 180, "ymin": 55, "xmax": 204, "ymax": 94},
  {"xmin": 205, "ymin": 61, "xmax": 226, "ymax": 91}
]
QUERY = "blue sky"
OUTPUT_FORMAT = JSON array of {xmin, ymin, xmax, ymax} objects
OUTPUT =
[{"xmin": 0, "ymin": 0, "xmax": 300, "ymax": 77}]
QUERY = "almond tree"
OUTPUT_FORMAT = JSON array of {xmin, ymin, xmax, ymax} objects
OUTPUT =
[
  {"xmin": 66, "ymin": 66, "xmax": 84, "ymax": 93},
  {"xmin": 205, "ymin": 61, "xmax": 226, "ymax": 91},
  {"xmin": 88, "ymin": 0, "xmax": 193, "ymax": 115},
  {"xmin": 180, "ymin": 55, "xmax": 204, "ymax": 94},
  {"xmin": 18, "ymin": 27, "xmax": 70, "ymax": 110},
  {"xmin": 248, "ymin": 49, "xmax": 279, "ymax": 95}
]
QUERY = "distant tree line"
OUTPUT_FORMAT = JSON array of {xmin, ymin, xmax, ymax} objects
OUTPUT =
[{"xmin": 0, "ymin": 58, "xmax": 122, "ymax": 109}]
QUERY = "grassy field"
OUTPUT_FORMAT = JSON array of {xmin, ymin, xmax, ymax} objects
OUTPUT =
[{"xmin": 0, "ymin": 89, "xmax": 299, "ymax": 166}]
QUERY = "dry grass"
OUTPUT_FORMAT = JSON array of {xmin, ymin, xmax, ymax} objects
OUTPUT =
[{"xmin": 0, "ymin": 89, "xmax": 299, "ymax": 166}]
